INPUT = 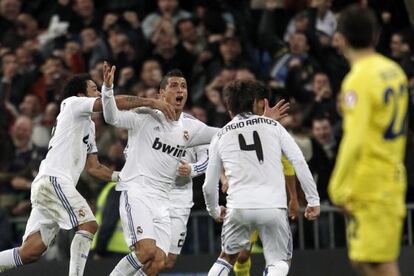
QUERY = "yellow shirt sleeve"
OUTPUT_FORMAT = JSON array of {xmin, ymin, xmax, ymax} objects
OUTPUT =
[
  {"xmin": 328, "ymin": 73, "xmax": 372, "ymax": 205},
  {"xmin": 282, "ymin": 155, "xmax": 295, "ymax": 176}
]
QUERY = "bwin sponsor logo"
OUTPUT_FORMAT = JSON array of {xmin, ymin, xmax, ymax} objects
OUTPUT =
[{"xmin": 152, "ymin": 138, "xmax": 186, "ymax": 158}]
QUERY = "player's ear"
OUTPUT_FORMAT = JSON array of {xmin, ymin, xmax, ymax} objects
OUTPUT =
[{"xmin": 159, "ymin": 89, "xmax": 165, "ymax": 100}]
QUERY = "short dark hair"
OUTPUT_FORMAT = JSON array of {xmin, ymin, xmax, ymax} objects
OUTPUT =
[
  {"xmin": 337, "ymin": 5, "xmax": 378, "ymax": 49},
  {"xmin": 159, "ymin": 69, "xmax": 185, "ymax": 90},
  {"xmin": 224, "ymin": 80, "xmax": 267, "ymax": 115},
  {"xmin": 62, "ymin": 74, "xmax": 90, "ymax": 99},
  {"xmin": 175, "ymin": 17, "xmax": 195, "ymax": 35}
]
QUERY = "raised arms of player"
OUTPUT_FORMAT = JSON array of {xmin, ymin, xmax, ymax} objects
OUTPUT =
[
  {"xmin": 278, "ymin": 124, "xmax": 320, "ymax": 209},
  {"xmin": 202, "ymin": 136, "xmax": 225, "ymax": 221},
  {"xmin": 328, "ymin": 78, "xmax": 370, "ymax": 206},
  {"xmin": 100, "ymin": 62, "xmax": 175, "ymax": 128},
  {"xmin": 177, "ymin": 146, "xmax": 209, "ymax": 177}
]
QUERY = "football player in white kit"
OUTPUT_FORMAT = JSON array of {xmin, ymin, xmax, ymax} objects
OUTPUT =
[
  {"xmin": 102, "ymin": 68, "xmax": 218, "ymax": 276},
  {"xmin": 165, "ymin": 144, "xmax": 209, "ymax": 269},
  {"xmin": 0, "ymin": 65, "xmax": 175, "ymax": 275},
  {"xmin": 203, "ymin": 80, "xmax": 321, "ymax": 276}
]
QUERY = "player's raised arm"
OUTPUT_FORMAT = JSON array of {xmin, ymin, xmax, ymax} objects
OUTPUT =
[
  {"xmin": 98, "ymin": 62, "xmax": 175, "ymax": 127},
  {"xmin": 278, "ymin": 123, "xmax": 320, "ymax": 219},
  {"xmin": 202, "ymin": 136, "xmax": 225, "ymax": 222}
]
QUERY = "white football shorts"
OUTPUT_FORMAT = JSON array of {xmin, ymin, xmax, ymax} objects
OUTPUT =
[
  {"xmin": 169, "ymin": 207, "xmax": 191, "ymax": 255},
  {"xmin": 221, "ymin": 208, "xmax": 293, "ymax": 265},
  {"xmin": 119, "ymin": 191, "xmax": 171, "ymax": 255},
  {"xmin": 23, "ymin": 175, "xmax": 95, "ymax": 246}
]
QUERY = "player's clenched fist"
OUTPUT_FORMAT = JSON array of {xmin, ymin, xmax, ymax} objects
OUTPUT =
[
  {"xmin": 304, "ymin": 206, "xmax": 320, "ymax": 221},
  {"xmin": 177, "ymin": 160, "xmax": 191, "ymax": 177}
]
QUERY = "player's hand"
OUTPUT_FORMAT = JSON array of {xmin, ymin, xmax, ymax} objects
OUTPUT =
[
  {"xmin": 263, "ymin": 99, "xmax": 290, "ymax": 121},
  {"xmin": 151, "ymin": 99, "xmax": 176, "ymax": 121},
  {"xmin": 304, "ymin": 205, "xmax": 320, "ymax": 221},
  {"xmin": 215, "ymin": 206, "xmax": 227, "ymax": 223},
  {"xmin": 103, "ymin": 61, "xmax": 116, "ymax": 88},
  {"xmin": 288, "ymin": 198, "xmax": 299, "ymax": 221},
  {"xmin": 177, "ymin": 160, "xmax": 191, "ymax": 177}
]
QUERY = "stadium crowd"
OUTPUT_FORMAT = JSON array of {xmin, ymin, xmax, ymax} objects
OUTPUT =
[{"xmin": 0, "ymin": 0, "xmax": 413, "ymax": 258}]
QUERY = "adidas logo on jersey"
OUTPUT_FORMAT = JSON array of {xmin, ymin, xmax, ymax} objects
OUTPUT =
[{"xmin": 152, "ymin": 137, "xmax": 186, "ymax": 158}]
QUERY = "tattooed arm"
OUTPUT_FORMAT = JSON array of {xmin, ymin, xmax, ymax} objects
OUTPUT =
[{"xmin": 93, "ymin": 95, "xmax": 175, "ymax": 120}]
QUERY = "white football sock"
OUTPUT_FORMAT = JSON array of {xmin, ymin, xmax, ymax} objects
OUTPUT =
[
  {"xmin": 69, "ymin": 230, "xmax": 93, "ymax": 276},
  {"xmin": 263, "ymin": 261, "xmax": 289, "ymax": 276},
  {"xmin": 0, "ymin": 247, "xmax": 23, "ymax": 272},
  {"xmin": 109, "ymin": 252, "xmax": 143, "ymax": 276},
  {"xmin": 208, "ymin": 258, "xmax": 233, "ymax": 276}
]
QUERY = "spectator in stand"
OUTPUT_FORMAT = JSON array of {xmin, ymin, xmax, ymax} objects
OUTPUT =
[
  {"xmin": 0, "ymin": 0, "xmax": 21, "ymax": 47},
  {"xmin": 128, "ymin": 59, "xmax": 163, "ymax": 96},
  {"xmin": 30, "ymin": 55, "xmax": 69, "ymax": 109},
  {"xmin": 18, "ymin": 94, "xmax": 51, "ymax": 147},
  {"xmin": 56, "ymin": 0, "xmax": 102, "ymax": 34},
  {"xmin": 300, "ymin": 71, "xmax": 339, "ymax": 126},
  {"xmin": 269, "ymin": 32, "xmax": 319, "ymax": 90},
  {"xmin": 206, "ymin": 36, "xmax": 251, "ymax": 82},
  {"xmin": 4, "ymin": 116, "xmax": 47, "ymax": 216},
  {"xmin": 80, "ymin": 27, "xmax": 110, "ymax": 70},
  {"xmin": 309, "ymin": 116, "xmax": 337, "ymax": 201},
  {"xmin": 105, "ymin": 25, "xmax": 137, "ymax": 70},
  {"xmin": 142, "ymin": 0, "xmax": 191, "ymax": 40}
]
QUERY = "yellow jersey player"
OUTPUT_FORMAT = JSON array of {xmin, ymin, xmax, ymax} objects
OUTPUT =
[
  {"xmin": 234, "ymin": 155, "xmax": 298, "ymax": 276},
  {"xmin": 329, "ymin": 5, "xmax": 408, "ymax": 276}
]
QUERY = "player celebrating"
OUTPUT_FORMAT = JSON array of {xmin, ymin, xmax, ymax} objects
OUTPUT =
[
  {"xmin": 0, "ymin": 69, "xmax": 174, "ymax": 275},
  {"xmin": 203, "ymin": 80, "xmax": 320, "ymax": 276},
  {"xmin": 102, "ymin": 68, "xmax": 218, "ymax": 276},
  {"xmin": 328, "ymin": 5, "xmax": 408, "ymax": 276}
]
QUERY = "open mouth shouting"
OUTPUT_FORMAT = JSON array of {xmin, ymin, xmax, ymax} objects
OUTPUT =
[{"xmin": 176, "ymin": 96, "xmax": 184, "ymax": 105}]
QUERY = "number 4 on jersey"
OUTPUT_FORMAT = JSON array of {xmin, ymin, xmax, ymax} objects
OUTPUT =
[{"xmin": 238, "ymin": 131, "xmax": 264, "ymax": 164}]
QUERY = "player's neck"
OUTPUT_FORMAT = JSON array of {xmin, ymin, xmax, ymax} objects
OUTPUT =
[
  {"xmin": 347, "ymin": 47, "xmax": 375, "ymax": 65},
  {"xmin": 175, "ymin": 110, "xmax": 182, "ymax": 121}
]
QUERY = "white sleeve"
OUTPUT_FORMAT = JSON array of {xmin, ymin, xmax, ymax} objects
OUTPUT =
[
  {"xmin": 188, "ymin": 123, "xmax": 219, "ymax": 147},
  {"xmin": 101, "ymin": 85, "xmax": 142, "ymax": 129},
  {"xmin": 190, "ymin": 146, "xmax": 209, "ymax": 177},
  {"xmin": 278, "ymin": 125, "xmax": 320, "ymax": 207},
  {"xmin": 87, "ymin": 124, "xmax": 98, "ymax": 154},
  {"xmin": 70, "ymin": 97, "xmax": 97, "ymax": 117},
  {"xmin": 202, "ymin": 136, "xmax": 222, "ymax": 219}
]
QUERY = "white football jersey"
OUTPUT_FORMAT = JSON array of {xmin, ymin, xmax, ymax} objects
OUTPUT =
[
  {"xmin": 36, "ymin": 96, "xmax": 98, "ymax": 185},
  {"xmin": 102, "ymin": 86, "xmax": 217, "ymax": 199},
  {"xmin": 203, "ymin": 113, "xmax": 319, "ymax": 217},
  {"xmin": 170, "ymin": 143, "xmax": 209, "ymax": 208}
]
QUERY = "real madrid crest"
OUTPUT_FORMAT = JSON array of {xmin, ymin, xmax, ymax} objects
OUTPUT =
[{"xmin": 183, "ymin": 130, "xmax": 189, "ymax": 142}]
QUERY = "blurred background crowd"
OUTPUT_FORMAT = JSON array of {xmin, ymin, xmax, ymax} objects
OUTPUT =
[{"xmin": 0, "ymin": 0, "xmax": 414, "ymax": 260}]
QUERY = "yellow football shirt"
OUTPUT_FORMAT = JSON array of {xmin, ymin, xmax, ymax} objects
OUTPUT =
[
  {"xmin": 329, "ymin": 53, "xmax": 408, "ymax": 214},
  {"xmin": 282, "ymin": 155, "xmax": 295, "ymax": 176}
]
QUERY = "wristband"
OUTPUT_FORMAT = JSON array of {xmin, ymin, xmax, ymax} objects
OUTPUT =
[{"xmin": 111, "ymin": 171, "xmax": 120, "ymax": 182}]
